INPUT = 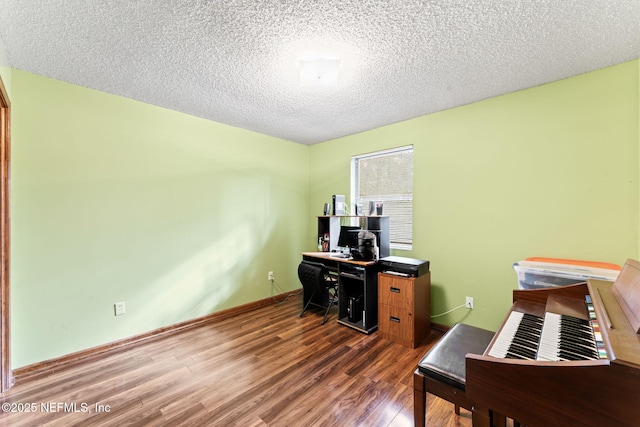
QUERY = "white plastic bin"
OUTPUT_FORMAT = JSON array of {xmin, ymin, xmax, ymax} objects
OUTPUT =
[{"xmin": 513, "ymin": 258, "xmax": 621, "ymax": 290}]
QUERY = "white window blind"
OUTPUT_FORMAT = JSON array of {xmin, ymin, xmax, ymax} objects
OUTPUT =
[{"xmin": 352, "ymin": 146, "xmax": 413, "ymax": 250}]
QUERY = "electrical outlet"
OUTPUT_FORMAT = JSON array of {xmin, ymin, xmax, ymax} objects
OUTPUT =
[
  {"xmin": 268, "ymin": 271, "xmax": 274, "ymax": 281},
  {"xmin": 114, "ymin": 301, "xmax": 126, "ymax": 316},
  {"xmin": 465, "ymin": 296, "xmax": 474, "ymax": 310}
]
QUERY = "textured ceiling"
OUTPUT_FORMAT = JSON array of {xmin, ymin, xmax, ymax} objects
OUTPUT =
[{"xmin": 0, "ymin": 1, "xmax": 639, "ymax": 145}]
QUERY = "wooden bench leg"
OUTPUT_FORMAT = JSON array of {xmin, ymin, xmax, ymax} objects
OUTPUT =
[
  {"xmin": 413, "ymin": 370, "xmax": 426, "ymax": 427},
  {"xmin": 415, "ymin": 360, "xmax": 505, "ymax": 427},
  {"xmin": 492, "ymin": 412, "xmax": 507, "ymax": 427},
  {"xmin": 471, "ymin": 405, "xmax": 492, "ymax": 427}
]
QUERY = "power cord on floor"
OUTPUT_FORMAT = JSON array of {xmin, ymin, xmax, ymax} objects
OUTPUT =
[
  {"xmin": 270, "ymin": 278, "xmax": 302, "ymax": 305},
  {"xmin": 431, "ymin": 303, "xmax": 468, "ymax": 318}
]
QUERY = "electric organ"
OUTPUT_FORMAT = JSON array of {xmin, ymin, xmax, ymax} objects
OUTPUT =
[{"xmin": 465, "ymin": 259, "xmax": 640, "ymax": 427}]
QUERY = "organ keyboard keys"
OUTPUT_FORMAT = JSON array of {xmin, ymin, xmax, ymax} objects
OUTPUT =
[
  {"xmin": 536, "ymin": 312, "xmax": 600, "ymax": 361},
  {"xmin": 487, "ymin": 310, "xmax": 603, "ymax": 362},
  {"xmin": 487, "ymin": 311, "xmax": 543, "ymax": 360}
]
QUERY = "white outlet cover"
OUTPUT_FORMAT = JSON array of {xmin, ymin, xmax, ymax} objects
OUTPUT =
[{"xmin": 114, "ymin": 302, "xmax": 126, "ymax": 316}]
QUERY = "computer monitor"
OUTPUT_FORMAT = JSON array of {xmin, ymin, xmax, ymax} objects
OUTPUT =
[{"xmin": 337, "ymin": 226, "xmax": 361, "ymax": 250}]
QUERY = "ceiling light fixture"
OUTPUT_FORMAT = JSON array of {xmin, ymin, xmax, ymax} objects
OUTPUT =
[{"xmin": 298, "ymin": 57, "xmax": 341, "ymax": 87}]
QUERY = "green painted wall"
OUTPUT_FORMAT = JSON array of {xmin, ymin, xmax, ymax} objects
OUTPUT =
[
  {"xmin": 10, "ymin": 70, "xmax": 309, "ymax": 368},
  {"xmin": 8, "ymin": 60, "xmax": 640, "ymax": 368},
  {"xmin": 310, "ymin": 60, "xmax": 640, "ymax": 331}
]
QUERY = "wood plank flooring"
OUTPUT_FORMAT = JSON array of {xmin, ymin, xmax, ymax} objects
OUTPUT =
[{"xmin": 0, "ymin": 293, "xmax": 476, "ymax": 426}]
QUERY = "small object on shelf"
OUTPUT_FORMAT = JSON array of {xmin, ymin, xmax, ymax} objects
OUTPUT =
[
  {"xmin": 332, "ymin": 195, "xmax": 345, "ymax": 215},
  {"xmin": 368, "ymin": 201, "xmax": 375, "ymax": 215}
]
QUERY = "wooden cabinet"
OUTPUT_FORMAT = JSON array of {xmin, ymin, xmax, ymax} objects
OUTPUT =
[{"xmin": 378, "ymin": 272, "xmax": 431, "ymax": 348}]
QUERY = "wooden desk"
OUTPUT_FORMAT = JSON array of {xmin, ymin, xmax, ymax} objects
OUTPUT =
[{"xmin": 302, "ymin": 252, "xmax": 379, "ymax": 334}]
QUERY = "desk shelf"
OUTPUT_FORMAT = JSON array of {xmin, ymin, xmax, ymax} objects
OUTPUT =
[
  {"xmin": 339, "ymin": 271, "xmax": 365, "ymax": 281},
  {"xmin": 316, "ymin": 216, "xmax": 390, "ymax": 258},
  {"xmin": 337, "ymin": 317, "xmax": 376, "ymax": 334}
]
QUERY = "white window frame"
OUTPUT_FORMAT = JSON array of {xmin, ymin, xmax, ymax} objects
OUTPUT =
[{"xmin": 351, "ymin": 145, "xmax": 413, "ymax": 251}]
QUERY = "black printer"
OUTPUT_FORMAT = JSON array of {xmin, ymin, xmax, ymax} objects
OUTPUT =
[{"xmin": 379, "ymin": 256, "xmax": 430, "ymax": 277}]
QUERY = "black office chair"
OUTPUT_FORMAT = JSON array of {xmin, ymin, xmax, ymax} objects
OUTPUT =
[{"xmin": 298, "ymin": 260, "xmax": 339, "ymax": 325}]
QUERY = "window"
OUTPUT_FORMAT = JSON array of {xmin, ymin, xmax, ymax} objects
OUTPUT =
[{"xmin": 351, "ymin": 146, "xmax": 413, "ymax": 250}]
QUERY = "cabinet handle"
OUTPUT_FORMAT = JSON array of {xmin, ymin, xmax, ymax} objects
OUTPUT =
[
  {"xmin": 390, "ymin": 287, "xmax": 400, "ymax": 293},
  {"xmin": 390, "ymin": 316, "xmax": 400, "ymax": 323}
]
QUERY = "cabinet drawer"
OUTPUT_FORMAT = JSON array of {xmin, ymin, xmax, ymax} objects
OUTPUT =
[
  {"xmin": 378, "ymin": 274, "xmax": 414, "ymax": 309},
  {"xmin": 378, "ymin": 305, "xmax": 413, "ymax": 342}
]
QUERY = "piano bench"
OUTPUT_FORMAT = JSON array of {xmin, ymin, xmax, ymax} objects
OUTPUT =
[{"xmin": 413, "ymin": 323, "xmax": 496, "ymax": 427}]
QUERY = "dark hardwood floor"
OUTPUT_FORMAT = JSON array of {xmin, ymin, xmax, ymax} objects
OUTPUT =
[{"xmin": 0, "ymin": 293, "xmax": 475, "ymax": 426}]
